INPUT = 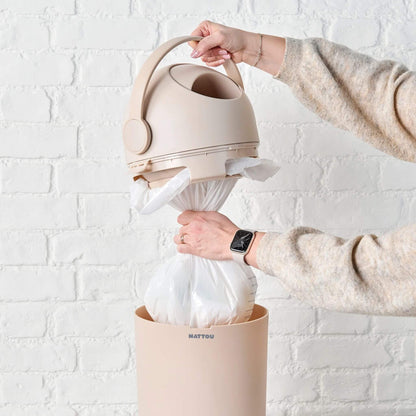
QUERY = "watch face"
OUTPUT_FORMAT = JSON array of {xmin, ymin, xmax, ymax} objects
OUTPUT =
[{"xmin": 230, "ymin": 230, "xmax": 254, "ymax": 253}]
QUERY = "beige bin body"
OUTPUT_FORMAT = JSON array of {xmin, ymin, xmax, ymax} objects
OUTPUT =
[
  {"xmin": 135, "ymin": 304, "xmax": 269, "ymax": 416},
  {"xmin": 123, "ymin": 35, "xmax": 260, "ymax": 188}
]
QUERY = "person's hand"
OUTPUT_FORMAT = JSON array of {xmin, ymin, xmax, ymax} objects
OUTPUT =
[
  {"xmin": 187, "ymin": 20, "xmax": 253, "ymax": 67},
  {"xmin": 174, "ymin": 210, "xmax": 265, "ymax": 267},
  {"xmin": 174, "ymin": 210, "xmax": 239, "ymax": 260},
  {"xmin": 188, "ymin": 20, "xmax": 286, "ymax": 76}
]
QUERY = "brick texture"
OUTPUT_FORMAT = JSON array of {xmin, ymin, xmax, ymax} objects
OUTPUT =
[{"xmin": 0, "ymin": 0, "xmax": 415, "ymax": 414}]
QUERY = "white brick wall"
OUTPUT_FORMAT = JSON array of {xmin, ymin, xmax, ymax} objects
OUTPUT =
[{"xmin": 0, "ymin": 0, "xmax": 415, "ymax": 415}]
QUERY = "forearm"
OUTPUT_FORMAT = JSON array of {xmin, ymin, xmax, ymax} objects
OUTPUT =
[
  {"xmin": 242, "ymin": 32, "xmax": 416, "ymax": 161},
  {"xmin": 255, "ymin": 225, "xmax": 416, "ymax": 316},
  {"xmin": 270, "ymin": 37, "xmax": 416, "ymax": 161},
  {"xmin": 242, "ymin": 31, "xmax": 286, "ymax": 76},
  {"xmin": 244, "ymin": 231, "xmax": 265, "ymax": 268}
]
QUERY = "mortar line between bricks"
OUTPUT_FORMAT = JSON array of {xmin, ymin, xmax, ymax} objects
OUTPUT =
[{"xmin": 1, "ymin": 3, "xmax": 416, "ymax": 412}]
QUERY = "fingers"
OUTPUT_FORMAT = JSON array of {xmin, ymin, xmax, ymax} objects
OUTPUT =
[
  {"xmin": 202, "ymin": 54, "xmax": 230, "ymax": 63},
  {"xmin": 201, "ymin": 46, "xmax": 228, "ymax": 57},
  {"xmin": 173, "ymin": 233, "xmax": 186, "ymax": 245},
  {"xmin": 188, "ymin": 20, "xmax": 214, "ymax": 50},
  {"xmin": 177, "ymin": 210, "xmax": 197, "ymax": 225},
  {"xmin": 174, "ymin": 210, "xmax": 236, "ymax": 260},
  {"xmin": 173, "ymin": 234, "xmax": 180, "ymax": 244},
  {"xmin": 190, "ymin": 31, "xmax": 223, "ymax": 58},
  {"xmin": 174, "ymin": 231, "xmax": 196, "ymax": 255},
  {"xmin": 201, "ymin": 46, "xmax": 231, "ymax": 65},
  {"xmin": 178, "ymin": 210, "xmax": 216, "ymax": 225},
  {"xmin": 178, "ymin": 225, "xmax": 188, "ymax": 234},
  {"xmin": 173, "ymin": 225, "xmax": 189, "ymax": 245},
  {"xmin": 190, "ymin": 20, "xmax": 212, "ymax": 37},
  {"xmin": 195, "ymin": 44, "xmax": 230, "ymax": 67},
  {"xmin": 188, "ymin": 20, "xmax": 210, "ymax": 49},
  {"xmin": 177, "ymin": 243, "xmax": 194, "ymax": 255},
  {"xmin": 203, "ymin": 59, "xmax": 225, "ymax": 67},
  {"xmin": 188, "ymin": 20, "xmax": 231, "ymax": 67}
]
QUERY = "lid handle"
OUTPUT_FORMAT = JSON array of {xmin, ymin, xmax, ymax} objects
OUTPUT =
[{"xmin": 123, "ymin": 35, "xmax": 245, "ymax": 155}]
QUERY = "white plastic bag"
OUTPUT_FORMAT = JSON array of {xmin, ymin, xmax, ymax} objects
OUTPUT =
[
  {"xmin": 145, "ymin": 253, "xmax": 258, "ymax": 328},
  {"xmin": 131, "ymin": 158, "xmax": 279, "ymax": 328},
  {"xmin": 145, "ymin": 177, "xmax": 257, "ymax": 328}
]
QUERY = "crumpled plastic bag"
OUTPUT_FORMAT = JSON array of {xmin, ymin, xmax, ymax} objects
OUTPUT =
[{"xmin": 131, "ymin": 158, "xmax": 279, "ymax": 328}]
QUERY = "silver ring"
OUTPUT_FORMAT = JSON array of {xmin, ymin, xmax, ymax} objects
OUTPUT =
[{"xmin": 180, "ymin": 234, "xmax": 185, "ymax": 244}]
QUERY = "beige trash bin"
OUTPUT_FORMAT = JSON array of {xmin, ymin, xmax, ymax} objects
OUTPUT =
[
  {"xmin": 126, "ymin": 35, "xmax": 268, "ymax": 415},
  {"xmin": 135, "ymin": 304, "xmax": 268, "ymax": 416}
]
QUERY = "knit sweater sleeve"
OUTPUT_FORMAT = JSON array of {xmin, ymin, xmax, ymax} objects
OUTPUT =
[
  {"xmin": 256, "ymin": 226, "xmax": 416, "ymax": 316},
  {"xmin": 274, "ymin": 37, "xmax": 416, "ymax": 161},
  {"xmin": 255, "ymin": 38, "xmax": 416, "ymax": 316}
]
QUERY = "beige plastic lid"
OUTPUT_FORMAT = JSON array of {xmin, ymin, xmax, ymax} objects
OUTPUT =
[{"xmin": 122, "ymin": 36, "xmax": 259, "ymax": 188}]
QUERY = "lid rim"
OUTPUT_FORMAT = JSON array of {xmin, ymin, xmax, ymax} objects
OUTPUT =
[{"xmin": 129, "ymin": 141, "xmax": 259, "ymax": 168}]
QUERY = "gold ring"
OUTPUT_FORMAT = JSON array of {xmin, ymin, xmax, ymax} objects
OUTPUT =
[{"xmin": 180, "ymin": 234, "xmax": 185, "ymax": 244}]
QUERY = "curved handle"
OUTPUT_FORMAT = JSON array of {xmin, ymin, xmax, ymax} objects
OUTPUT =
[{"xmin": 123, "ymin": 35, "xmax": 244, "ymax": 155}]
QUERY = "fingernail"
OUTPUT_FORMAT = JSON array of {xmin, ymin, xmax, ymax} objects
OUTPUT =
[
  {"xmin": 223, "ymin": 54, "xmax": 230, "ymax": 59},
  {"xmin": 191, "ymin": 49, "xmax": 200, "ymax": 58},
  {"xmin": 218, "ymin": 50, "xmax": 228, "ymax": 55}
]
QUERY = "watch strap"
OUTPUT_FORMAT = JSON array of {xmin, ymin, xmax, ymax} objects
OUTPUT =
[{"xmin": 231, "ymin": 250, "xmax": 246, "ymax": 264}]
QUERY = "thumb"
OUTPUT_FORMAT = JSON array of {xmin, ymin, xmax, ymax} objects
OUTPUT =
[{"xmin": 191, "ymin": 33, "xmax": 221, "ymax": 57}]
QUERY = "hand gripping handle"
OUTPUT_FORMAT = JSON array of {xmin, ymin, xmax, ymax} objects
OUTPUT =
[{"xmin": 123, "ymin": 35, "xmax": 245, "ymax": 155}]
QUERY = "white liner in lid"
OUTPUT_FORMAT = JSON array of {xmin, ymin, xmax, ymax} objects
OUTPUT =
[{"xmin": 130, "ymin": 157, "xmax": 279, "ymax": 215}]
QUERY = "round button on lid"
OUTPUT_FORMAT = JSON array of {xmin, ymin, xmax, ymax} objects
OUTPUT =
[{"xmin": 123, "ymin": 118, "xmax": 152, "ymax": 155}]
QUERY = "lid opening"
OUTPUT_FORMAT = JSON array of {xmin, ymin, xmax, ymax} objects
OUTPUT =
[{"xmin": 191, "ymin": 73, "xmax": 241, "ymax": 99}]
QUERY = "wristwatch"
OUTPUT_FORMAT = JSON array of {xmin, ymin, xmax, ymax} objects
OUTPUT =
[{"xmin": 230, "ymin": 229, "xmax": 256, "ymax": 264}]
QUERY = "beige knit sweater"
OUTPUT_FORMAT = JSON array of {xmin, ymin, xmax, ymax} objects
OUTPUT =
[{"xmin": 256, "ymin": 37, "xmax": 416, "ymax": 316}]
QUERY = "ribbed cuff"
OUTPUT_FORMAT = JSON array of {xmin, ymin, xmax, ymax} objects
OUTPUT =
[
  {"xmin": 256, "ymin": 231, "xmax": 281, "ymax": 276},
  {"xmin": 272, "ymin": 37, "xmax": 303, "ymax": 82}
]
